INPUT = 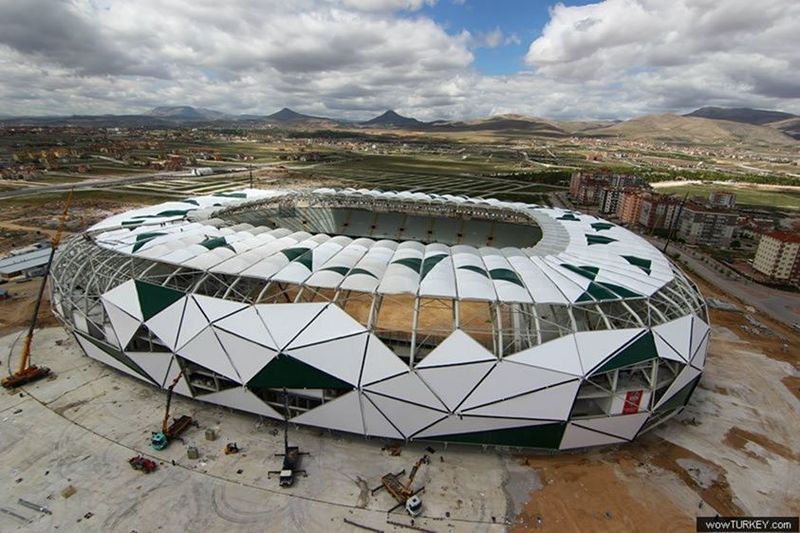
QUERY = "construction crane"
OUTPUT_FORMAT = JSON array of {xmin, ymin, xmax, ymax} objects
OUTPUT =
[
  {"xmin": 2, "ymin": 190, "xmax": 73, "ymax": 389},
  {"xmin": 372, "ymin": 454, "xmax": 429, "ymax": 516},
  {"xmin": 150, "ymin": 372, "xmax": 193, "ymax": 450}
]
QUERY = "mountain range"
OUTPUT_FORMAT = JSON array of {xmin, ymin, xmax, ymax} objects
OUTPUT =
[{"xmin": 1, "ymin": 106, "xmax": 797, "ymax": 145}]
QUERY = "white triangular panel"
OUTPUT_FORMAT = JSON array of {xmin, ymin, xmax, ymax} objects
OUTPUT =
[
  {"xmin": 574, "ymin": 328, "xmax": 643, "ymax": 375},
  {"xmin": 364, "ymin": 392, "xmax": 446, "ymax": 438},
  {"xmin": 257, "ymin": 302, "xmax": 326, "ymax": 349},
  {"xmin": 505, "ymin": 335, "xmax": 583, "ymax": 376},
  {"xmin": 103, "ymin": 325, "xmax": 119, "ymax": 348},
  {"xmin": 176, "ymin": 328, "xmax": 241, "ymax": 383},
  {"xmin": 216, "ymin": 307, "xmax": 278, "ymax": 350},
  {"xmin": 690, "ymin": 315, "xmax": 710, "ymax": 358},
  {"xmin": 417, "ymin": 362, "xmax": 495, "ymax": 411},
  {"xmin": 291, "ymin": 391, "xmax": 365, "ymax": 435},
  {"xmin": 560, "ymin": 423, "xmax": 626, "ymax": 449},
  {"xmin": 213, "ymin": 328, "xmax": 278, "ymax": 383},
  {"xmin": 126, "ymin": 352, "xmax": 174, "ymax": 386},
  {"xmin": 101, "ymin": 280, "xmax": 142, "ymax": 320},
  {"xmin": 413, "ymin": 414, "xmax": 542, "ymax": 439},
  {"xmin": 197, "ymin": 387, "xmax": 282, "ymax": 419},
  {"xmin": 463, "ymin": 380, "xmax": 580, "ymax": 420},
  {"xmin": 572, "ymin": 412, "xmax": 649, "ymax": 440},
  {"xmin": 460, "ymin": 361, "xmax": 576, "ymax": 411},
  {"xmin": 652, "ymin": 315, "xmax": 692, "ymax": 360},
  {"xmin": 360, "ymin": 335, "xmax": 410, "ymax": 386},
  {"xmin": 415, "ymin": 330, "xmax": 495, "ymax": 368},
  {"xmin": 362, "ymin": 394, "xmax": 403, "ymax": 439},
  {"xmin": 103, "ymin": 301, "xmax": 142, "ymax": 350},
  {"xmin": 194, "ymin": 294, "xmax": 248, "ymax": 323},
  {"xmin": 144, "ymin": 297, "xmax": 186, "ymax": 350},
  {"xmin": 286, "ymin": 305, "xmax": 367, "ymax": 349},
  {"xmin": 654, "ymin": 365, "xmax": 701, "ymax": 410},
  {"xmin": 175, "ymin": 297, "xmax": 209, "ymax": 350},
  {"xmin": 364, "ymin": 371, "xmax": 446, "ymax": 411},
  {"xmin": 654, "ymin": 332, "xmax": 687, "ymax": 363},
  {"xmin": 286, "ymin": 333, "xmax": 367, "ymax": 386},
  {"xmin": 75, "ymin": 334, "xmax": 147, "ymax": 382},
  {"xmin": 162, "ymin": 357, "xmax": 193, "ymax": 397},
  {"xmin": 690, "ymin": 333, "xmax": 709, "ymax": 370}
]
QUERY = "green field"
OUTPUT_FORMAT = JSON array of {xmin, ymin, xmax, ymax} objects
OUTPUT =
[{"xmin": 656, "ymin": 183, "xmax": 800, "ymax": 211}]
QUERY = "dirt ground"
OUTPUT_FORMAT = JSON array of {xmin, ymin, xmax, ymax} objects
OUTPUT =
[{"xmin": 512, "ymin": 271, "xmax": 799, "ymax": 532}]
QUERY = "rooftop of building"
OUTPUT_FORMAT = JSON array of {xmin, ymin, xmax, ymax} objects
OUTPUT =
[{"xmin": 764, "ymin": 231, "xmax": 800, "ymax": 243}]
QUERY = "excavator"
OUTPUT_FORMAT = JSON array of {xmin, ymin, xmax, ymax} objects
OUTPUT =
[
  {"xmin": 2, "ymin": 191, "xmax": 72, "ymax": 389},
  {"xmin": 372, "ymin": 454, "xmax": 429, "ymax": 516},
  {"xmin": 150, "ymin": 372, "xmax": 193, "ymax": 450}
]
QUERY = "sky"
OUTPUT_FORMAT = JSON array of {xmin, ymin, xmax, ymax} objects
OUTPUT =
[{"xmin": 0, "ymin": 0, "xmax": 798, "ymax": 120}]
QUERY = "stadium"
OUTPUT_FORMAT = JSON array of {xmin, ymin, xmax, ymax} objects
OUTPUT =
[{"xmin": 49, "ymin": 188, "xmax": 708, "ymax": 450}]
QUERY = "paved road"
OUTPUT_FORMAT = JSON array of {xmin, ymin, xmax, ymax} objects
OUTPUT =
[{"xmin": 650, "ymin": 236, "xmax": 800, "ymax": 327}]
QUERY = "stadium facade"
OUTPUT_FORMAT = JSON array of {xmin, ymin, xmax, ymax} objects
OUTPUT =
[{"xmin": 49, "ymin": 188, "xmax": 708, "ymax": 450}]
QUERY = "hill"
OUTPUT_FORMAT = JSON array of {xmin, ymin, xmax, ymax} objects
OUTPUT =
[
  {"xmin": 147, "ymin": 106, "xmax": 228, "ymax": 120},
  {"xmin": 431, "ymin": 114, "xmax": 568, "ymax": 136},
  {"xmin": 764, "ymin": 117, "xmax": 800, "ymax": 140},
  {"xmin": 362, "ymin": 110, "xmax": 424, "ymax": 128},
  {"xmin": 684, "ymin": 107, "xmax": 797, "ymax": 126},
  {"xmin": 267, "ymin": 107, "xmax": 327, "ymax": 122},
  {"xmin": 580, "ymin": 114, "xmax": 796, "ymax": 146}
]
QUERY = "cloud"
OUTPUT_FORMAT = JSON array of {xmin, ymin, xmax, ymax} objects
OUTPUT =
[
  {"xmin": 472, "ymin": 27, "xmax": 520, "ymax": 49},
  {"xmin": 0, "ymin": 0, "xmax": 798, "ymax": 119}
]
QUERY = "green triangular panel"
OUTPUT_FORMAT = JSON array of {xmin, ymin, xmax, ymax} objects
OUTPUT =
[
  {"xmin": 181, "ymin": 199, "xmax": 200, "ymax": 206},
  {"xmin": 576, "ymin": 281, "xmax": 618, "ymax": 302},
  {"xmin": 134, "ymin": 280, "xmax": 185, "ymax": 321},
  {"xmin": 132, "ymin": 232, "xmax": 166, "ymax": 252},
  {"xmin": 77, "ymin": 332, "xmax": 157, "ymax": 385},
  {"xmin": 489, "ymin": 268, "xmax": 525, "ymax": 288},
  {"xmin": 622, "ymin": 255, "xmax": 652, "ymax": 275},
  {"xmin": 281, "ymin": 247, "xmax": 312, "ymax": 270},
  {"xmin": 321, "ymin": 266, "xmax": 350, "ymax": 276},
  {"xmin": 593, "ymin": 332, "xmax": 658, "ymax": 374},
  {"xmin": 458, "ymin": 265, "xmax": 489, "ymax": 278},
  {"xmin": 199, "ymin": 236, "xmax": 233, "ymax": 251},
  {"xmin": 248, "ymin": 354, "xmax": 353, "ymax": 389},
  {"xmin": 427, "ymin": 422, "xmax": 566, "ymax": 449},
  {"xmin": 590, "ymin": 222, "xmax": 614, "ymax": 231},
  {"xmin": 420, "ymin": 254, "xmax": 447, "ymax": 280},
  {"xmin": 557, "ymin": 213, "xmax": 580, "ymax": 221},
  {"xmin": 214, "ymin": 192, "xmax": 247, "ymax": 198},
  {"xmin": 349, "ymin": 268, "xmax": 378, "ymax": 279},
  {"xmin": 561, "ymin": 264, "xmax": 599, "ymax": 280},
  {"xmin": 596, "ymin": 282, "xmax": 642, "ymax": 298},
  {"xmin": 122, "ymin": 220, "xmax": 144, "ymax": 228},
  {"xmin": 393, "ymin": 257, "xmax": 422, "ymax": 273},
  {"xmin": 654, "ymin": 375, "xmax": 701, "ymax": 414},
  {"xmin": 131, "ymin": 209, "xmax": 192, "ymax": 219},
  {"xmin": 586, "ymin": 234, "xmax": 617, "ymax": 245}
]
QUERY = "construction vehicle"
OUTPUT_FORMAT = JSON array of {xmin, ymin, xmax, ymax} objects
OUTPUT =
[
  {"xmin": 372, "ymin": 454, "xmax": 429, "ymax": 516},
  {"xmin": 150, "ymin": 372, "xmax": 193, "ymax": 450},
  {"xmin": 268, "ymin": 390, "xmax": 308, "ymax": 487},
  {"xmin": 128, "ymin": 455, "xmax": 157, "ymax": 473},
  {"xmin": 2, "ymin": 191, "xmax": 73, "ymax": 389},
  {"xmin": 224, "ymin": 442, "xmax": 240, "ymax": 455}
]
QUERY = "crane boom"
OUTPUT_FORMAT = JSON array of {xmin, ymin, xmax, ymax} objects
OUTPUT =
[
  {"xmin": 162, "ymin": 372, "xmax": 183, "ymax": 433},
  {"xmin": 2, "ymin": 190, "xmax": 73, "ymax": 389}
]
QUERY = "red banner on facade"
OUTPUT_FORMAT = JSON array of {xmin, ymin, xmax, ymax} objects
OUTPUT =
[{"xmin": 623, "ymin": 390, "xmax": 643, "ymax": 414}]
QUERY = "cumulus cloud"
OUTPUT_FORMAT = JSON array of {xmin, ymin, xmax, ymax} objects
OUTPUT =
[
  {"xmin": 525, "ymin": 0, "xmax": 800, "ymax": 111},
  {"xmin": 0, "ymin": 0, "xmax": 798, "ymax": 119}
]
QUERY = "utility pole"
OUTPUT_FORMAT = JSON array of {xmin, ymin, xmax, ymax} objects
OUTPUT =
[{"xmin": 249, "ymin": 164, "xmax": 253, "ymax": 188}]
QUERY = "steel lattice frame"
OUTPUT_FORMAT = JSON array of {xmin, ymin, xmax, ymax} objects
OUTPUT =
[{"xmin": 49, "ymin": 188, "xmax": 709, "ymax": 449}]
